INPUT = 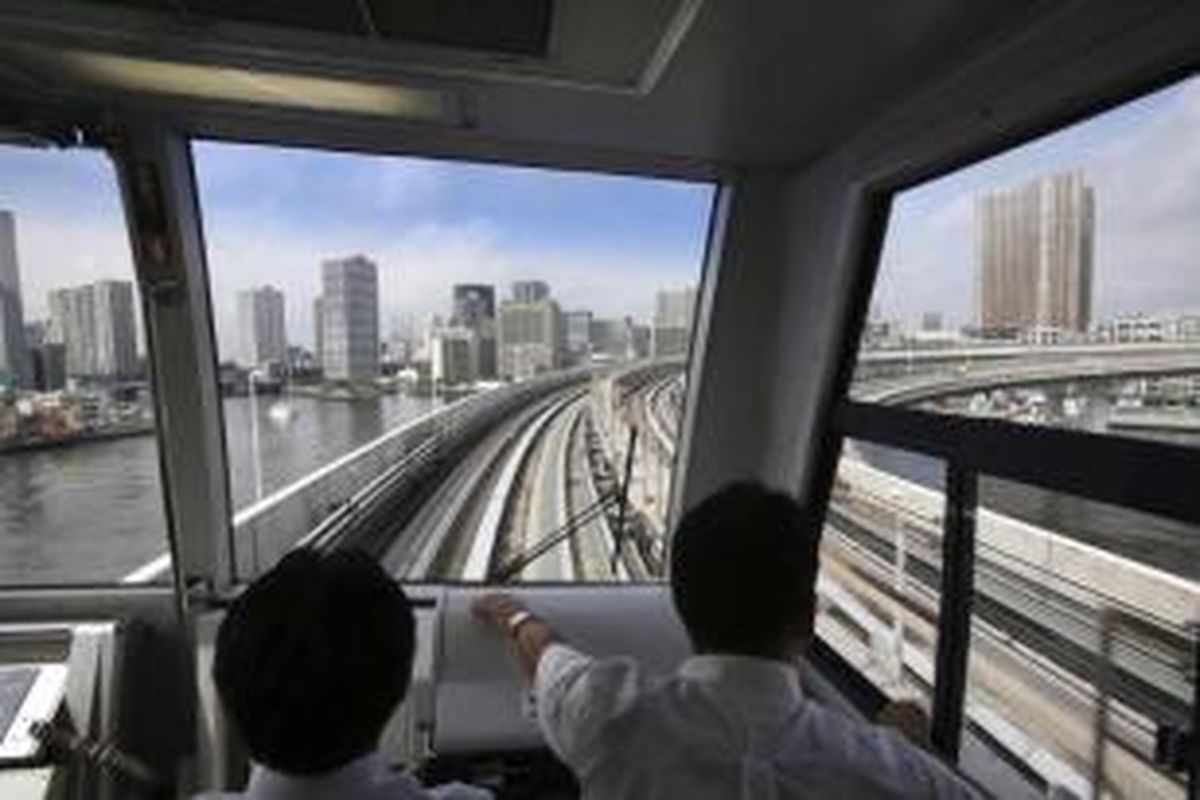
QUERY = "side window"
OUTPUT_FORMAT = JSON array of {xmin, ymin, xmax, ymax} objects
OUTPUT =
[
  {"xmin": 827, "ymin": 74, "xmax": 1200, "ymax": 796},
  {"xmin": 0, "ymin": 145, "xmax": 170, "ymax": 585},
  {"xmin": 817, "ymin": 439, "xmax": 945, "ymax": 711},
  {"xmin": 190, "ymin": 141, "xmax": 712, "ymax": 583}
]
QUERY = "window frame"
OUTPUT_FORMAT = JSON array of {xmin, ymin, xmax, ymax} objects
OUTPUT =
[
  {"xmin": 806, "ymin": 67, "xmax": 1200, "ymax": 788},
  {"xmin": 181, "ymin": 133, "xmax": 719, "ymax": 588}
]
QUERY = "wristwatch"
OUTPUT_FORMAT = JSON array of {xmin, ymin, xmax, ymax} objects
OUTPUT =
[{"xmin": 506, "ymin": 610, "xmax": 537, "ymax": 636}]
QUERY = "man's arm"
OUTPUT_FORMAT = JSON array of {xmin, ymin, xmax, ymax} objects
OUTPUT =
[
  {"xmin": 471, "ymin": 592, "xmax": 639, "ymax": 772},
  {"xmin": 471, "ymin": 593, "xmax": 559, "ymax": 685}
]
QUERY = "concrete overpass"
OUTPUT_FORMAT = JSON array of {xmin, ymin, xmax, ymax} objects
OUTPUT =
[{"xmin": 855, "ymin": 347, "xmax": 1200, "ymax": 405}]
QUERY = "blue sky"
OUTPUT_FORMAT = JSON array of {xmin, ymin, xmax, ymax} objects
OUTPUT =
[
  {"xmin": 874, "ymin": 73, "xmax": 1200, "ymax": 329},
  {"xmin": 0, "ymin": 142, "xmax": 713, "ymax": 356},
  {"xmin": 1, "ymin": 71, "xmax": 1199, "ymax": 351},
  {"xmin": 192, "ymin": 144, "xmax": 713, "ymax": 355}
]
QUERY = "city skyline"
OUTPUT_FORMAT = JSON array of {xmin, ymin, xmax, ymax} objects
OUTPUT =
[
  {"xmin": 2, "ymin": 73, "xmax": 1199, "ymax": 355},
  {"xmin": 0, "ymin": 143, "xmax": 713, "ymax": 363}
]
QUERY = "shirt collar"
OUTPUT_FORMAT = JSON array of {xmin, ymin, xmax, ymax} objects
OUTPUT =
[
  {"xmin": 678, "ymin": 654, "xmax": 804, "ymax": 707},
  {"xmin": 246, "ymin": 751, "xmax": 396, "ymax": 799}
]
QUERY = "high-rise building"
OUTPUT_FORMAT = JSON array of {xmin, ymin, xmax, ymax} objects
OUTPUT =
[
  {"xmin": 585, "ymin": 316, "xmax": 624, "ymax": 362},
  {"xmin": 511, "ymin": 280, "xmax": 550, "ymax": 304},
  {"xmin": 320, "ymin": 255, "xmax": 379, "ymax": 381},
  {"xmin": 429, "ymin": 325, "xmax": 477, "ymax": 386},
  {"xmin": 451, "ymin": 284, "xmax": 497, "ymax": 379},
  {"xmin": 48, "ymin": 280, "xmax": 138, "ymax": 379},
  {"xmin": 237, "ymin": 286, "xmax": 287, "ymax": 368},
  {"xmin": 452, "ymin": 284, "xmax": 496, "ymax": 326},
  {"xmin": 627, "ymin": 319, "xmax": 651, "ymax": 360},
  {"xmin": 652, "ymin": 287, "xmax": 697, "ymax": 358},
  {"xmin": 498, "ymin": 282, "xmax": 561, "ymax": 379},
  {"xmin": 976, "ymin": 172, "xmax": 1094, "ymax": 333},
  {"xmin": 0, "ymin": 211, "xmax": 31, "ymax": 388},
  {"xmin": 564, "ymin": 310, "xmax": 593, "ymax": 366},
  {"xmin": 92, "ymin": 281, "xmax": 137, "ymax": 378}
]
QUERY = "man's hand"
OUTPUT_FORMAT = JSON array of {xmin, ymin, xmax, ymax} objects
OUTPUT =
[
  {"xmin": 472, "ymin": 592, "xmax": 556, "ymax": 685},
  {"xmin": 876, "ymin": 699, "xmax": 931, "ymax": 748},
  {"xmin": 472, "ymin": 592, "xmax": 529, "ymax": 630}
]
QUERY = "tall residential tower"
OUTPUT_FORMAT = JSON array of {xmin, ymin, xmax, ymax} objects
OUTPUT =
[
  {"xmin": 976, "ymin": 172, "xmax": 1094, "ymax": 334},
  {"xmin": 48, "ymin": 280, "xmax": 138, "ymax": 379}
]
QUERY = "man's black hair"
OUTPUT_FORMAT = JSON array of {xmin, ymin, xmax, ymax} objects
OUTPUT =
[
  {"xmin": 670, "ymin": 482, "xmax": 823, "ymax": 658},
  {"xmin": 213, "ymin": 548, "xmax": 416, "ymax": 776}
]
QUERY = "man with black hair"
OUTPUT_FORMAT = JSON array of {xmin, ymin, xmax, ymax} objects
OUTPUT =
[
  {"xmin": 475, "ymin": 482, "xmax": 978, "ymax": 799},
  {"xmin": 203, "ymin": 549, "xmax": 489, "ymax": 800}
]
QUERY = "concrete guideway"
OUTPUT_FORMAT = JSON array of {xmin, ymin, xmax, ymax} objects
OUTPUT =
[
  {"xmin": 827, "ymin": 499, "xmax": 1192, "ymax": 720},
  {"xmin": 462, "ymin": 393, "xmax": 583, "ymax": 582},
  {"xmin": 565, "ymin": 407, "xmax": 630, "ymax": 581},
  {"xmin": 837, "ymin": 453, "xmax": 1200, "ymax": 631},
  {"xmin": 817, "ymin": 530, "xmax": 1186, "ymax": 799},
  {"xmin": 381, "ymin": 395, "xmax": 558, "ymax": 579},
  {"xmin": 515, "ymin": 396, "xmax": 583, "ymax": 582},
  {"xmin": 591, "ymin": 363, "xmax": 685, "ymax": 551}
]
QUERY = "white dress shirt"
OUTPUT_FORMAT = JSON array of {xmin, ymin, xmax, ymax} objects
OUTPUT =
[
  {"xmin": 194, "ymin": 752, "xmax": 491, "ymax": 800},
  {"xmin": 535, "ymin": 643, "xmax": 981, "ymax": 800}
]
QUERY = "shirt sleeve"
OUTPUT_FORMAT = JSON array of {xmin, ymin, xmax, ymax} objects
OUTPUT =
[{"xmin": 533, "ymin": 643, "xmax": 641, "ymax": 773}]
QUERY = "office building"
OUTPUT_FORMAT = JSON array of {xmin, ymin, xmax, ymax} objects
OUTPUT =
[
  {"xmin": 511, "ymin": 280, "xmax": 550, "ymax": 304},
  {"xmin": 452, "ymin": 284, "xmax": 496, "ymax": 326},
  {"xmin": 589, "ymin": 318, "xmax": 627, "ymax": 361},
  {"xmin": 319, "ymin": 255, "xmax": 379, "ymax": 381},
  {"xmin": 237, "ymin": 286, "xmax": 287, "ymax": 368},
  {"xmin": 48, "ymin": 280, "xmax": 138, "ymax": 379},
  {"xmin": 564, "ymin": 310, "xmax": 593, "ymax": 366},
  {"xmin": 0, "ymin": 211, "xmax": 30, "ymax": 388},
  {"xmin": 652, "ymin": 287, "xmax": 697, "ymax": 358},
  {"xmin": 429, "ymin": 325, "xmax": 477, "ymax": 386},
  {"xmin": 498, "ymin": 282, "xmax": 561, "ymax": 379},
  {"xmin": 451, "ymin": 284, "xmax": 497, "ymax": 379},
  {"xmin": 976, "ymin": 172, "xmax": 1094, "ymax": 333}
]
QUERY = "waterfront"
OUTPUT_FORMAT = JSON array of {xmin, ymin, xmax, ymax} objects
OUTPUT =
[{"xmin": 0, "ymin": 393, "xmax": 435, "ymax": 585}]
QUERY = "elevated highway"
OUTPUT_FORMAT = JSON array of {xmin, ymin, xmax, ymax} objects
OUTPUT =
[{"xmin": 855, "ymin": 346, "xmax": 1200, "ymax": 405}]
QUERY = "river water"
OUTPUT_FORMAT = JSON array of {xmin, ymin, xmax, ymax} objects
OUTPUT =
[{"xmin": 0, "ymin": 394, "xmax": 435, "ymax": 585}]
